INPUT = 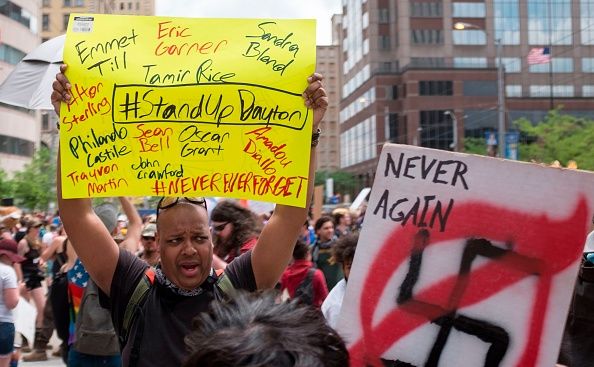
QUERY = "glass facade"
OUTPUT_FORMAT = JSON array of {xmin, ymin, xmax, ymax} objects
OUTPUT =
[
  {"xmin": 452, "ymin": 3, "xmax": 486, "ymax": 17},
  {"xmin": 410, "ymin": 1, "xmax": 442, "ymax": 17},
  {"xmin": 583, "ymin": 57, "xmax": 594, "ymax": 72},
  {"xmin": 453, "ymin": 57, "xmax": 488, "ymax": 68},
  {"xmin": 411, "ymin": 29, "xmax": 443, "ymax": 44},
  {"xmin": 419, "ymin": 111, "xmax": 453, "ymax": 150},
  {"xmin": 494, "ymin": 0, "xmax": 520, "ymax": 44},
  {"xmin": 506, "ymin": 85, "xmax": 523, "ymax": 97},
  {"xmin": 581, "ymin": 0, "xmax": 594, "ymax": 44},
  {"xmin": 529, "ymin": 57, "xmax": 573, "ymax": 72},
  {"xmin": 0, "ymin": 44, "xmax": 26, "ymax": 65},
  {"xmin": 0, "ymin": 135, "xmax": 35, "ymax": 157},
  {"xmin": 342, "ymin": 0, "xmax": 365, "ymax": 74},
  {"xmin": 453, "ymin": 30, "xmax": 487, "ymax": 45},
  {"xmin": 528, "ymin": 0, "xmax": 572, "ymax": 45},
  {"xmin": 0, "ymin": 1, "xmax": 38, "ymax": 32},
  {"xmin": 499, "ymin": 57, "xmax": 522, "ymax": 72},
  {"xmin": 340, "ymin": 118, "xmax": 376, "ymax": 168}
]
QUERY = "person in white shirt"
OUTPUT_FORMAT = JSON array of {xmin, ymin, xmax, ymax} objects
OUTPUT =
[
  {"xmin": 322, "ymin": 233, "xmax": 358, "ymax": 329},
  {"xmin": 0, "ymin": 238, "xmax": 25, "ymax": 367}
]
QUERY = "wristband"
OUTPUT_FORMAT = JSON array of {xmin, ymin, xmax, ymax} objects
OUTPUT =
[{"xmin": 311, "ymin": 128, "xmax": 321, "ymax": 147}]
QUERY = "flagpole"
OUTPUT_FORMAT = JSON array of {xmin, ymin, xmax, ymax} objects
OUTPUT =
[{"xmin": 548, "ymin": 0, "xmax": 554, "ymax": 110}]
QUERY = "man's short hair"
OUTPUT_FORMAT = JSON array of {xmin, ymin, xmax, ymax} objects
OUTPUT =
[
  {"xmin": 292, "ymin": 239, "xmax": 310, "ymax": 260},
  {"xmin": 332, "ymin": 233, "xmax": 359, "ymax": 265},
  {"xmin": 183, "ymin": 290, "xmax": 349, "ymax": 367}
]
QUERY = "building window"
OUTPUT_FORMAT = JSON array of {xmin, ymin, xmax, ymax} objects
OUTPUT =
[
  {"xmin": 0, "ymin": 135, "xmax": 35, "ymax": 157},
  {"xmin": 452, "ymin": 2, "xmax": 486, "ymax": 17},
  {"xmin": 506, "ymin": 85, "xmax": 522, "ymax": 97},
  {"xmin": 583, "ymin": 85, "xmax": 594, "ymax": 97},
  {"xmin": 42, "ymin": 0, "xmax": 50, "ymax": 6},
  {"xmin": 494, "ymin": 0, "xmax": 520, "ymax": 44},
  {"xmin": 410, "ymin": 57, "xmax": 445, "ymax": 67},
  {"xmin": 410, "ymin": 1, "xmax": 442, "ymax": 17},
  {"xmin": 379, "ymin": 35, "xmax": 391, "ymax": 50},
  {"xmin": 529, "ymin": 58, "xmax": 573, "ymax": 73},
  {"xmin": 41, "ymin": 114, "xmax": 50, "ymax": 131},
  {"xmin": 582, "ymin": 58, "xmax": 594, "ymax": 72},
  {"xmin": 419, "ymin": 81, "xmax": 453, "ymax": 96},
  {"xmin": 63, "ymin": 14, "xmax": 70, "ymax": 31},
  {"xmin": 453, "ymin": 30, "xmax": 487, "ymax": 45},
  {"xmin": 379, "ymin": 8, "xmax": 389, "ymax": 23},
  {"xmin": 453, "ymin": 57, "xmax": 487, "ymax": 68},
  {"xmin": 463, "ymin": 81, "xmax": 497, "ymax": 96},
  {"xmin": 420, "ymin": 110, "xmax": 453, "ymax": 151},
  {"xmin": 411, "ymin": 29, "xmax": 443, "ymax": 44},
  {"xmin": 42, "ymin": 14, "xmax": 50, "ymax": 31},
  {"xmin": 64, "ymin": 0, "xmax": 71, "ymax": 6},
  {"xmin": 581, "ymin": 0, "xmax": 594, "ymax": 44},
  {"xmin": 530, "ymin": 85, "xmax": 574, "ymax": 97},
  {"xmin": 128, "ymin": 2, "xmax": 132, "ymax": 9},
  {"xmin": 75, "ymin": 0, "xmax": 84, "ymax": 6},
  {"xmin": 498, "ymin": 57, "xmax": 521, "ymax": 72},
  {"xmin": 340, "ymin": 118, "xmax": 377, "ymax": 168},
  {"xmin": 528, "ymin": 0, "xmax": 572, "ymax": 45},
  {"xmin": 0, "ymin": 44, "xmax": 26, "ymax": 64},
  {"xmin": 387, "ymin": 113, "xmax": 399, "ymax": 143},
  {"xmin": 0, "ymin": 1, "xmax": 37, "ymax": 31},
  {"xmin": 391, "ymin": 85, "xmax": 398, "ymax": 99},
  {"xmin": 120, "ymin": 2, "xmax": 124, "ymax": 10}
]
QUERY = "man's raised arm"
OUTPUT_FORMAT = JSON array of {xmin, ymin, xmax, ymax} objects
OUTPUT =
[
  {"xmin": 251, "ymin": 73, "xmax": 327, "ymax": 289},
  {"xmin": 53, "ymin": 65, "xmax": 119, "ymax": 295}
]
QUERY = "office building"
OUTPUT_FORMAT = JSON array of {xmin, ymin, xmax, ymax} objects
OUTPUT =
[
  {"xmin": 316, "ymin": 45, "xmax": 341, "ymax": 171},
  {"xmin": 0, "ymin": 0, "xmax": 41, "ymax": 174},
  {"xmin": 337, "ymin": 0, "xmax": 594, "ymax": 190}
]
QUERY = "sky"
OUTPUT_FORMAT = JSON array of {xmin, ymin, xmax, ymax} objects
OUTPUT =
[{"xmin": 155, "ymin": 0, "xmax": 342, "ymax": 45}]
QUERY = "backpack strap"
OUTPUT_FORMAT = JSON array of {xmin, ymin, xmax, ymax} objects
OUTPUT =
[{"xmin": 121, "ymin": 267, "xmax": 155, "ymax": 349}]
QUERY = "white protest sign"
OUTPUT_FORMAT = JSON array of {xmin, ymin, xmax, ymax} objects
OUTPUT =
[{"xmin": 337, "ymin": 144, "xmax": 594, "ymax": 367}]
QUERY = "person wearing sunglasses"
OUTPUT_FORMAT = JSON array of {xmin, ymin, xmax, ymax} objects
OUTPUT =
[
  {"xmin": 210, "ymin": 200, "xmax": 261, "ymax": 265},
  {"xmin": 52, "ymin": 66, "xmax": 327, "ymax": 367}
]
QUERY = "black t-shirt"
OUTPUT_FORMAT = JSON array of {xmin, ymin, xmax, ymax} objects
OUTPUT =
[{"xmin": 100, "ymin": 249, "xmax": 257, "ymax": 367}]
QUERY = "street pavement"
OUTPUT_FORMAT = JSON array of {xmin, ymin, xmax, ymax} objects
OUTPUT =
[{"xmin": 19, "ymin": 333, "xmax": 65, "ymax": 367}]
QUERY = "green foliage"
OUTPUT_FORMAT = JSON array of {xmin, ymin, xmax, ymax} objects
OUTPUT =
[
  {"xmin": 514, "ymin": 110, "xmax": 594, "ymax": 170},
  {"xmin": 314, "ymin": 170, "xmax": 357, "ymax": 198},
  {"xmin": 0, "ymin": 168, "xmax": 13, "ymax": 200},
  {"xmin": 11, "ymin": 147, "xmax": 55, "ymax": 210},
  {"xmin": 463, "ymin": 137, "xmax": 489, "ymax": 156}
]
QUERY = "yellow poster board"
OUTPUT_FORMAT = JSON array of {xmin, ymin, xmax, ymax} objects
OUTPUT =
[{"xmin": 60, "ymin": 14, "xmax": 316, "ymax": 207}]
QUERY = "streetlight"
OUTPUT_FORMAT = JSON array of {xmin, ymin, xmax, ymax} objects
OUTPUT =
[
  {"xmin": 444, "ymin": 110, "xmax": 458, "ymax": 151},
  {"xmin": 453, "ymin": 22, "xmax": 506, "ymax": 158}
]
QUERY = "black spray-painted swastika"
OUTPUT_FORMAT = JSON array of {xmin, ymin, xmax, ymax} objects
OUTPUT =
[{"xmin": 376, "ymin": 229, "xmax": 544, "ymax": 367}]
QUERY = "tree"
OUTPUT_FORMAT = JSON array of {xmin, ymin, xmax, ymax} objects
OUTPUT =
[
  {"xmin": 0, "ymin": 168, "xmax": 13, "ymax": 200},
  {"xmin": 11, "ymin": 146, "xmax": 55, "ymax": 210},
  {"xmin": 514, "ymin": 110, "xmax": 594, "ymax": 170},
  {"xmin": 314, "ymin": 170, "xmax": 357, "ymax": 200}
]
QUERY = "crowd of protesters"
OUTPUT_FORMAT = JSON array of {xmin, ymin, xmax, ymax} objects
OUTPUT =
[{"xmin": 0, "ymin": 199, "xmax": 365, "ymax": 366}]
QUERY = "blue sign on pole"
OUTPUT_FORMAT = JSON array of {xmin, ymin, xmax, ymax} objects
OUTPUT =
[
  {"xmin": 484, "ymin": 130, "xmax": 519, "ymax": 160},
  {"xmin": 505, "ymin": 131, "xmax": 520, "ymax": 160}
]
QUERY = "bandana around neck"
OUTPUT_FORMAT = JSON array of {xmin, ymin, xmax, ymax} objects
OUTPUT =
[{"xmin": 154, "ymin": 266, "xmax": 214, "ymax": 297}]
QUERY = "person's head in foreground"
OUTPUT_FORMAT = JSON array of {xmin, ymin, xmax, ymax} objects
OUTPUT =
[
  {"xmin": 332, "ymin": 233, "xmax": 359, "ymax": 281},
  {"xmin": 183, "ymin": 290, "xmax": 349, "ymax": 367}
]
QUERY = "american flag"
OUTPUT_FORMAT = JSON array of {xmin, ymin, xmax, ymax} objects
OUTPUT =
[{"xmin": 527, "ymin": 47, "xmax": 551, "ymax": 65}]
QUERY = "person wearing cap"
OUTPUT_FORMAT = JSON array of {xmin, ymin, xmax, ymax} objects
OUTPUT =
[
  {"xmin": 138, "ymin": 223, "xmax": 159, "ymax": 267},
  {"xmin": 52, "ymin": 66, "xmax": 327, "ymax": 367},
  {"xmin": 0, "ymin": 238, "xmax": 24, "ymax": 367}
]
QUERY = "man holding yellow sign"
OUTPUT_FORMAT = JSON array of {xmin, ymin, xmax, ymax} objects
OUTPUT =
[{"xmin": 51, "ymin": 14, "xmax": 327, "ymax": 367}]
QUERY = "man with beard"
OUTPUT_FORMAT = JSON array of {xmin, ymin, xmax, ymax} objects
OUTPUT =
[{"xmin": 210, "ymin": 201, "xmax": 260, "ymax": 264}]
